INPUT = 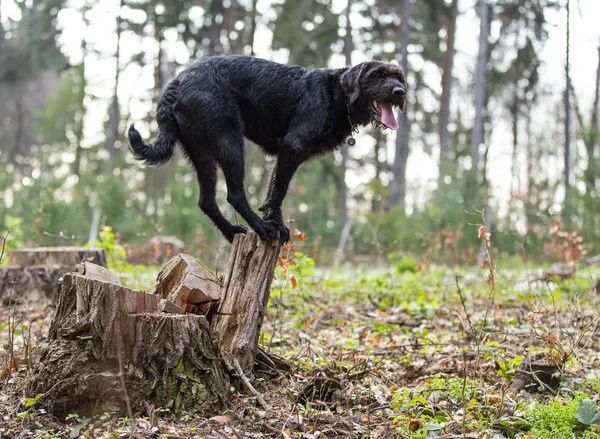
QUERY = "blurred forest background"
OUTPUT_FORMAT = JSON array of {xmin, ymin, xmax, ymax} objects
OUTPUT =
[{"xmin": 0, "ymin": 0, "xmax": 599, "ymax": 264}]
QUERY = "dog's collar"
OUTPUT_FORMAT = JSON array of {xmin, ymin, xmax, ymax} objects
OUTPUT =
[{"xmin": 346, "ymin": 104, "xmax": 359, "ymax": 146}]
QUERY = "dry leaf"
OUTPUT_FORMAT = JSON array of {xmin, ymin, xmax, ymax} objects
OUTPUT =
[
  {"xmin": 289, "ymin": 275, "xmax": 298, "ymax": 289},
  {"xmin": 294, "ymin": 228, "xmax": 307, "ymax": 241},
  {"xmin": 478, "ymin": 225, "xmax": 486, "ymax": 239}
]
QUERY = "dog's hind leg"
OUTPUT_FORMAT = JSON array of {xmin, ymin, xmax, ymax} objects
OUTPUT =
[
  {"xmin": 215, "ymin": 134, "xmax": 281, "ymax": 241},
  {"xmin": 194, "ymin": 156, "xmax": 248, "ymax": 243}
]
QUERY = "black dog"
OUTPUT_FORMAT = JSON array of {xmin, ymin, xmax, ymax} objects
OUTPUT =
[{"xmin": 128, "ymin": 56, "xmax": 406, "ymax": 243}]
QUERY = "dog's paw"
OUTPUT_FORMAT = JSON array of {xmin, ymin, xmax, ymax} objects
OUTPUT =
[
  {"xmin": 276, "ymin": 222, "xmax": 290, "ymax": 243},
  {"xmin": 256, "ymin": 220, "xmax": 282, "ymax": 241},
  {"xmin": 224, "ymin": 224, "xmax": 248, "ymax": 243}
]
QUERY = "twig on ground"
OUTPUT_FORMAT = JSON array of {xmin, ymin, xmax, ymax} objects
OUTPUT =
[
  {"xmin": 233, "ymin": 358, "xmax": 271, "ymax": 410},
  {"xmin": 456, "ymin": 276, "xmax": 474, "ymax": 333}
]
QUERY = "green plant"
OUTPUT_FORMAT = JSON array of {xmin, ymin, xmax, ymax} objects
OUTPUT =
[
  {"xmin": 527, "ymin": 395, "xmax": 599, "ymax": 439},
  {"xmin": 88, "ymin": 226, "xmax": 126, "ymax": 270}
]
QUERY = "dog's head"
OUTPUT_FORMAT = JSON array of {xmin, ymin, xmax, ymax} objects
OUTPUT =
[{"xmin": 341, "ymin": 61, "xmax": 406, "ymax": 130}]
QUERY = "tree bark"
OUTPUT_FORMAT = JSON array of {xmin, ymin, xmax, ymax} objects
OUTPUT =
[
  {"xmin": 210, "ymin": 231, "xmax": 282, "ymax": 375},
  {"xmin": 510, "ymin": 91, "xmax": 519, "ymax": 212},
  {"xmin": 206, "ymin": 0, "xmax": 225, "ymax": 56},
  {"xmin": 338, "ymin": 0, "xmax": 353, "ymax": 228},
  {"xmin": 389, "ymin": 0, "xmax": 412, "ymax": 210},
  {"xmin": 439, "ymin": 0, "xmax": 458, "ymax": 172},
  {"xmin": 586, "ymin": 39, "xmax": 600, "ymax": 193},
  {"xmin": 7, "ymin": 247, "xmax": 107, "ymax": 268},
  {"xmin": 34, "ymin": 273, "xmax": 229, "ymax": 417},
  {"xmin": 563, "ymin": 0, "xmax": 571, "ymax": 205},
  {"xmin": 471, "ymin": 0, "xmax": 489, "ymax": 179},
  {"xmin": 0, "ymin": 247, "xmax": 107, "ymax": 302},
  {"xmin": 72, "ymin": 3, "xmax": 89, "ymax": 178},
  {"xmin": 107, "ymin": 0, "xmax": 123, "ymax": 173},
  {"xmin": 249, "ymin": 0, "xmax": 259, "ymax": 55}
]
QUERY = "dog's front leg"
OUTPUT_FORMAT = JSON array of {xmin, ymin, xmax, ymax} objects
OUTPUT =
[{"xmin": 259, "ymin": 154, "xmax": 302, "ymax": 242}]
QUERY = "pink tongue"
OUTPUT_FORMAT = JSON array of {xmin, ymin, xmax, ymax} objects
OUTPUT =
[{"xmin": 379, "ymin": 102, "xmax": 398, "ymax": 130}]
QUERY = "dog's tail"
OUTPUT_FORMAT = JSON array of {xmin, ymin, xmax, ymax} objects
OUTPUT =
[{"xmin": 128, "ymin": 78, "xmax": 180, "ymax": 166}]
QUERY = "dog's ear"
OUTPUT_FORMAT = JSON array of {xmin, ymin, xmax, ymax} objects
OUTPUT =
[{"xmin": 341, "ymin": 63, "xmax": 366, "ymax": 105}]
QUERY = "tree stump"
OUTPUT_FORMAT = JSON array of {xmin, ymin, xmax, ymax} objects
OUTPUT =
[
  {"xmin": 211, "ymin": 231, "xmax": 283, "ymax": 374},
  {"xmin": 35, "ymin": 232, "xmax": 283, "ymax": 417},
  {"xmin": 0, "ymin": 247, "xmax": 107, "ymax": 303},
  {"xmin": 34, "ymin": 271, "xmax": 229, "ymax": 417},
  {"xmin": 7, "ymin": 247, "xmax": 106, "ymax": 267}
]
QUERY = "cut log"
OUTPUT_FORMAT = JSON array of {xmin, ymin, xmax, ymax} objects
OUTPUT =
[
  {"xmin": 152, "ymin": 253, "xmax": 221, "ymax": 313},
  {"xmin": 0, "ymin": 267, "xmax": 70, "ymax": 304},
  {"xmin": 35, "ymin": 273, "xmax": 229, "ymax": 417},
  {"xmin": 0, "ymin": 247, "xmax": 107, "ymax": 303},
  {"xmin": 210, "ymin": 231, "xmax": 283, "ymax": 374},
  {"xmin": 7, "ymin": 247, "xmax": 107, "ymax": 268}
]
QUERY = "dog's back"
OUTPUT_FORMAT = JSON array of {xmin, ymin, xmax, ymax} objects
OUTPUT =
[{"xmin": 175, "ymin": 56, "xmax": 316, "ymax": 151}]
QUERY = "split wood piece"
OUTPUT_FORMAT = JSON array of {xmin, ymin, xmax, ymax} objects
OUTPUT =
[
  {"xmin": 211, "ymin": 231, "xmax": 283, "ymax": 375},
  {"xmin": 159, "ymin": 299, "xmax": 184, "ymax": 314},
  {"xmin": 152, "ymin": 253, "xmax": 221, "ymax": 313},
  {"xmin": 75, "ymin": 261, "xmax": 121, "ymax": 284},
  {"xmin": 0, "ymin": 266, "xmax": 69, "ymax": 304},
  {"xmin": 36, "ymin": 273, "xmax": 228, "ymax": 417},
  {"xmin": 7, "ymin": 247, "xmax": 107, "ymax": 268}
]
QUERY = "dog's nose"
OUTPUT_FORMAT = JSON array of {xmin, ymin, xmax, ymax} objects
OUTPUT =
[{"xmin": 393, "ymin": 86, "xmax": 405, "ymax": 97}]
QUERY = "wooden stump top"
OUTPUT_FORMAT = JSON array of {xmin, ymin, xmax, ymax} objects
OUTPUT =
[{"xmin": 7, "ymin": 247, "xmax": 107, "ymax": 268}]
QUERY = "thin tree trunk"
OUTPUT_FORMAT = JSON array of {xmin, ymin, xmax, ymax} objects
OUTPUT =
[
  {"xmin": 249, "ymin": 0, "xmax": 259, "ymax": 56},
  {"xmin": 207, "ymin": 0, "xmax": 224, "ymax": 56},
  {"xmin": 338, "ymin": 0, "xmax": 353, "ymax": 228},
  {"xmin": 11, "ymin": 91, "xmax": 25, "ymax": 162},
  {"xmin": 510, "ymin": 91, "xmax": 519, "ymax": 207},
  {"xmin": 72, "ymin": 6, "xmax": 89, "ymax": 178},
  {"xmin": 563, "ymin": 0, "xmax": 571, "ymax": 205},
  {"xmin": 107, "ymin": 0, "xmax": 123, "ymax": 173},
  {"xmin": 389, "ymin": 0, "xmax": 412, "ymax": 210},
  {"xmin": 471, "ymin": 0, "xmax": 489, "ymax": 179},
  {"xmin": 439, "ymin": 0, "xmax": 458, "ymax": 173},
  {"xmin": 372, "ymin": 128, "xmax": 383, "ymax": 213},
  {"xmin": 586, "ymin": 39, "xmax": 600, "ymax": 192}
]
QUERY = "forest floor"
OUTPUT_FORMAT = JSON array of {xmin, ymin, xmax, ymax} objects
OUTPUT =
[{"xmin": 1, "ymin": 251, "xmax": 599, "ymax": 438}]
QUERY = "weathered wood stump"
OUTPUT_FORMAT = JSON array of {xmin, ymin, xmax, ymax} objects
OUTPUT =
[
  {"xmin": 35, "ymin": 231, "xmax": 283, "ymax": 416},
  {"xmin": 0, "ymin": 266, "xmax": 68, "ymax": 304},
  {"xmin": 0, "ymin": 247, "xmax": 107, "ymax": 303},
  {"xmin": 211, "ymin": 232, "xmax": 283, "ymax": 374},
  {"xmin": 34, "ymin": 271, "xmax": 229, "ymax": 417},
  {"xmin": 7, "ymin": 247, "xmax": 107, "ymax": 267}
]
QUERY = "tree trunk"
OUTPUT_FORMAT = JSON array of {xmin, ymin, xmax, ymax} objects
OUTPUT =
[
  {"xmin": 372, "ymin": 128, "xmax": 384, "ymax": 213},
  {"xmin": 34, "ymin": 272, "xmax": 229, "ymax": 417},
  {"xmin": 439, "ymin": 0, "xmax": 458, "ymax": 171},
  {"xmin": 206, "ymin": 0, "xmax": 225, "ymax": 56},
  {"xmin": 510, "ymin": 91, "xmax": 519, "ymax": 216},
  {"xmin": 211, "ymin": 232, "xmax": 282, "ymax": 375},
  {"xmin": 338, "ymin": 0, "xmax": 353, "ymax": 228},
  {"xmin": 389, "ymin": 0, "xmax": 412, "ymax": 210},
  {"xmin": 585, "ymin": 39, "xmax": 600, "ymax": 193},
  {"xmin": 249, "ymin": 0, "xmax": 259, "ymax": 55},
  {"xmin": 72, "ymin": 4, "xmax": 89, "ymax": 178},
  {"xmin": 107, "ymin": 0, "xmax": 123, "ymax": 173},
  {"xmin": 563, "ymin": 0, "xmax": 571, "ymax": 205},
  {"xmin": 471, "ymin": 0, "xmax": 489, "ymax": 179}
]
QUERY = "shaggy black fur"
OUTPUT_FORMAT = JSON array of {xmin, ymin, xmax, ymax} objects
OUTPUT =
[{"xmin": 129, "ymin": 55, "xmax": 406, "ymax": 243}]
